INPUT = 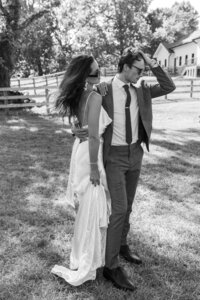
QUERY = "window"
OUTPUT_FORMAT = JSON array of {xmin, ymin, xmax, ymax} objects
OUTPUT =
[
  {"xmin": 179, "ymin": 56, "xmax": 182, "ymax": 66},
  {"xmin": 164, "ymin": 59, "xmax": 167, "ymax": 67},
  {"xmin": 185, "ymin": 55, "xmax": 188, "ymax": 65},
  {"xmin": 174, "ymin": 58, "xmax": 176, "ymax": 67},
  {"xmin": 191, "ymin": 53, "xmax": 194, "ymax": 64}
]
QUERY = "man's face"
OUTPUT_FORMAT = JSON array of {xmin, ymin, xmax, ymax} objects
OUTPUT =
[{"xmin": 124, "ymin": 58, "xmax": 145, "ymax": 83}]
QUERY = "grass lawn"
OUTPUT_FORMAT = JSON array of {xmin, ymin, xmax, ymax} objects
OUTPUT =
[{"xmin": 0, "ymin": 100, "xmax": 200, "ymax": 300}]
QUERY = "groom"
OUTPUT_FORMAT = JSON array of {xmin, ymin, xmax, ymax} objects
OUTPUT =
[
  {"xmin": 75, "ymin": 49, "xmax": 175, "ymax": 291},
  {"xmin": 100, "ymin": 50, "xmax": 175, "ymax": 291}
]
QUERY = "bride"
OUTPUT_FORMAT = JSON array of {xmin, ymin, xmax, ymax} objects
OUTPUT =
[{"xmin": 51, "ymin": 54, "xmax": 111, "ymax": 286}]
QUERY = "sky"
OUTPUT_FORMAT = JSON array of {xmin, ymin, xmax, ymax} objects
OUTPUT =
[{"xmin": 149, "ymin": 0, "xmax": 200, "ymax": 15}]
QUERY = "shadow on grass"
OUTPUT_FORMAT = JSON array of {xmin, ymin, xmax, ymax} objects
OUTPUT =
[
  {"xmin": 140, "ymin": 127, "xmax": 200, "ymax": 205},
  {"xmin": 0, "ymin": 111, "xmax": 72, "ymax": 193},
  {"xmin": 1, "ymin": 241, "xmax": 199, "ymax": 300},
  {"xmin": 0, "ymin": 112, "xmax": 74, "ymax": 258},
  {"xmin": 0, "ymin": 110, "xmax": 74, "ymax": 208},
  {"xmin": 152, "ymin": 128, "xmax": 200, "ymax": 156},
  {"xmin": 126, "ymin": 237, "xmax": 200, "ymax": 300}
]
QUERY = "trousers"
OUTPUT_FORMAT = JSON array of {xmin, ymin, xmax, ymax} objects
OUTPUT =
[{"xmin": 105, "ymin": 142, "xmax": 144, "ymax": 269}]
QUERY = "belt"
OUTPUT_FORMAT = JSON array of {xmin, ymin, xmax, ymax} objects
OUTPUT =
[{"xmin": 110, "ymin": 140, "xmax": 140, "ymax": 150}]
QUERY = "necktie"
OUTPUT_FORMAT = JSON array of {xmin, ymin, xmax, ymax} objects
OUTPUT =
[{"xmin": 123, "ymin": 84, "xmax": 132, "ymax": 145}]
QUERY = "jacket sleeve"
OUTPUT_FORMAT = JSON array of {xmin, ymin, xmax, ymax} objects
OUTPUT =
[{"xmin": 146, "ymin": 65, "xmax": 176, "ymax": 98}]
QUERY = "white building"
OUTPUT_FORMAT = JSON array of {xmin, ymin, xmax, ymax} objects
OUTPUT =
[{"xmin": 153, "ymin": 30, "xmax": 200, "ymax": 77}]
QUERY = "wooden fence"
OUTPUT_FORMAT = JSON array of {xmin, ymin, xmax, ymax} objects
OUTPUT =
[
  {"xmin": 1, "ymin": 70, "xmax": 200, "ymax": 114},
  {"xmin": 0, "ymin": 71, "xmax": 64, "ymax": 114},
  {"xmin": 147, "ymin": 77, "xmax": 200, "ymax": 100},
  {"xmin": 11, "ymin": 71, "xmax": 64, "ymax": 89},
  {"xmin": 0, "ymin": 85, "xmax": 58, "ymax": 114}
]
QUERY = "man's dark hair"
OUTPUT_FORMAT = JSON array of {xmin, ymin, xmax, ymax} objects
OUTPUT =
[{"xmin": 118, "ymin": 48, "xmax": 143, "ymax": 73}]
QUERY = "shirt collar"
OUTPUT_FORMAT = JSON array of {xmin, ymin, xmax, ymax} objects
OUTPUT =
[{"xmin": 113, "ymin": 75, "xmax": 137, "ymax": 89}]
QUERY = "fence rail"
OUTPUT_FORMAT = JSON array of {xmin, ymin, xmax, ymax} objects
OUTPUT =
[
  {"xmin": 1, "ymin": 71, "xmax": 200, "ymax": 114},
  {"xmin": 11, "ymin": 71, "xmax": 65, "ymax": 89},
  {"xmin": 0, "ymin": 85, "xmax": 54, "ymax": 114}
]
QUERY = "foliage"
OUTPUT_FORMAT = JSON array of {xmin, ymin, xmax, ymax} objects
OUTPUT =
[
  {"xmin": 20, "ymin": 14, "xmax": 56, "ymax": 76},
  {"xmin": 0, "ymin": 0, "xmax": 59, "ymax": 86},
  {"xmin": 105, "ymin": 0, "xmax": 152, "ymax": 54},
  {"xmin": 0, "ymin": 0, "xmax": 199, "ymax": 84},
  {"xmin": 147, "ymin": 1, "xmax": 199, "ymax": 55},
  {"xmin": 51, "ymin": 0, "xmax": 152, "ymax": 67}
]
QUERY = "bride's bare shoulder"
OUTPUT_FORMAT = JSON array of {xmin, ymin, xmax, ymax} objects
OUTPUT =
[{"xmin": 88, "ymin": 91, "xmax": 102, "ymax": 103}]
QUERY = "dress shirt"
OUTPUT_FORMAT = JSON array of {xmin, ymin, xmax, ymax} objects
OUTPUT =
[{"xmin": 111, "ymin": 75, "xmax": 139, "ymax": 145}]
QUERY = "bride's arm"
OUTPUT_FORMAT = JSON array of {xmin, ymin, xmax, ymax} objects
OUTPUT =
[{"xmin": 87, "ymin": 92, "xmax": 102, "ymax": 186}]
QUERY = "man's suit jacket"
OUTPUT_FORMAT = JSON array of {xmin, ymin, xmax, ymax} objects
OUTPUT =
[{"xmin": 102, "ymin": 66, "xmax": 176, "ymax": 166}]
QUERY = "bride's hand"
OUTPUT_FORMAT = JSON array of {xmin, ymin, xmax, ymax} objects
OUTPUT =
[
  {"xmin": 90, "ymin": 164, "xmax": 100, "ymax": 186},
  {"xmin": 71, "ymin": 126, "xmax": 88, "ymax": 139},
  {"xmin": 96, "ymin": 82, "xmax": 108, "ymax": 96}
]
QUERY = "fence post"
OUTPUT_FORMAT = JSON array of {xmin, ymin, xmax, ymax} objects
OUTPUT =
[
  {"xmin": 3, "ymin": 90, "xmax": 9, "ymax": 115},
  {"xmin": 56, "ymin": 74, "xmax": 59, "ymax": 86},
  {"xmin": 190, "ymin": 79, "xmax": 193, "ymax": 98},
  {"xmin": 33, "ymin": 78, "xmax": 36, "ymax": 95},
  {"xmin": 17, "ymin": 78, "xmax": 21, "ymax": 88},
  {"xmin": 45, "ymin": 88, "xmax": 50, "ymax": 114},
  {"xmin": 45, "ymin": 76, "xmax": 48, "ymax": 87}
]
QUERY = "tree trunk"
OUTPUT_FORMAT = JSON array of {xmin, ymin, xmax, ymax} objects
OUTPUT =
[
  {"xmin": 37, "ymin": 58, "xmax": 43, "ymax": 76},
  {"xmin": 0, "ymin": 66, "xmax": 10, "ymax": 88},
  {"xmin": 0, "ymin": 37, "xmax": 14, "ymax": 88}
]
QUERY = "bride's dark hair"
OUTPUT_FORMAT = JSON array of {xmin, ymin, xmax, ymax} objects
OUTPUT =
[{"xmin": 55, "ymin": 55, "xmax": 94, "ymax": 117}]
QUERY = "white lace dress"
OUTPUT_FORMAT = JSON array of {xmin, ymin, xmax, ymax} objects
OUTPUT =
[{"xmin": 51, "ymin": 106, "xmax": 112, "ymax": 286}]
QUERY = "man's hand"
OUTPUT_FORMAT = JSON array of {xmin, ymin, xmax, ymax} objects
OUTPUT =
[
  {"xmin": 71, "ymin": 126, "xmax": 88, "ymax": 139},
  {"xmin": 96, "ymin": 82, "xmax": 108, "ymax": 96},
  {"xmin": 138, "ymin": 50, "xmax": 158, "ymax": 68}
]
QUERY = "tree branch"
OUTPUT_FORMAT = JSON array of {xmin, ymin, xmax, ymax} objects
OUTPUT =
[
  {"xmin": 18, "ymin": 9, "xmax": 49, "ymax": 30},
  {"xmin": 0, "ymin": 0, "xmax": 11, "ymax": 22}
]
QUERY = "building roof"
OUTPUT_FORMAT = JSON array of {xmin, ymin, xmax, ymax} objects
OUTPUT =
[
  {"xmin": 165, "ymin": 30, "xmax": 200, "ymax": 49},
  {"xmin": 162, "ymin": 42, "xmax": 174, "ymax": 53},
  {"xmin": 153, "ymin": 30, "xmax": 200, "ymax": 57}
]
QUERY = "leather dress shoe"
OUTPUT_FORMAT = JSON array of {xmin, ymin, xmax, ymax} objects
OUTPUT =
[
  {"xmin": 103, "ymin": 266, "xmax": 137, "ymax": 291},
  {"xmin": 120, "ymin": 245, "xmax": 142, "ymax": 265}
]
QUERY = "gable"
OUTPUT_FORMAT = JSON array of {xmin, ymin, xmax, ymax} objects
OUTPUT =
[{"xmin": 154, "ymin": 43, "xmax": 170, "ymax": 58}]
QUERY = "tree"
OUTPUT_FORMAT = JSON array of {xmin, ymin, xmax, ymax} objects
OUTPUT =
[
  {"xmin": 164, "ymin": 1, "xmax": 199, "ymax": 41},
  {"xmin": 56, "ymin": 0, "xmax": 152, "ymax": 67},
  {"xmin": 0, "ymin": 0, "xmax": 60, "ymax": 87},
  {"xmin": 20, "ymin": 14, "xmax": 56, "ymax": 76},
  {"xmin": 106, "ymin": 0, "xmax": 152, "ymax": 54},
  {"xmin": 147, "ymin": 1, "xmax": 199, "ymax": 55}
]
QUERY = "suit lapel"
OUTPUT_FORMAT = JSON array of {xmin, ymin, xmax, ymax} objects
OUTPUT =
[
  {"xmin": 107, "ymin": 81, "xmax": 114, "ymax": 121},
  {"xmin": 102, "ymin": 79, "xmax": 114, "ymax": 124},
  {"xmin": 135, "ymin": 86, "xmax": 144, "ymax": 113}
]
